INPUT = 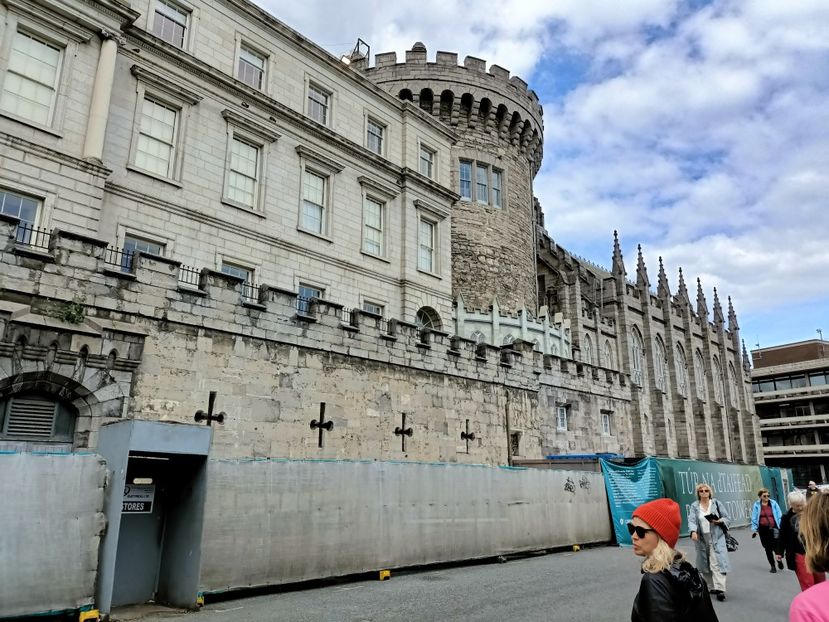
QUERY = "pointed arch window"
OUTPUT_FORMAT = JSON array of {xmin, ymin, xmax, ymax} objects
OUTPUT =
[
  {"xmin": 675, "ymin": 343, "xmax": 688, "ymax": 397},
  {"xmin": 583, "ymin": 334, "xmax": 594, "ymax": 365},
  {"xmin": 713, "ymin": 357, "xmax": 724, "ymax": 405},
  {"xmin": 694, "ymin": 350, "xmax": 707, "ymax": 400},
  {"xmin": 728, "ymin": 363, "xmax": 739, "ymax": 407},
  {"xmin": 603, "ymin": 340, "xmax": 614, "ymax": 370},
  {"xmin": 654, "ymin": 337, "xmax": 669, "ymax": 392},
  {"xmin": 630, "ymin": 328, "xmax": 645, "ymax": 387}
]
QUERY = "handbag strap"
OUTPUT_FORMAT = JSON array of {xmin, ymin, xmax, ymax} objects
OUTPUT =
[{"xmin": 715, "ymin": 499, "xmax": 729, "ymax": 532}]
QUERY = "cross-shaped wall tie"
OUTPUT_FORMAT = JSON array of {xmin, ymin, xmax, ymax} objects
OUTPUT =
[
  {"xmin": 460, "ymin": 418, "xmax": 476, "ymax": 453},
  {"xmin": 194, "ymin": 391, "xmax": 226, "ymax": 426},
  {"xmin": 310, "ymin": 402, "xmax": 333, "ymax": 448},
  {"xmin": 394, "ymin": 412, "xmax": 413, "ymax": 452}
]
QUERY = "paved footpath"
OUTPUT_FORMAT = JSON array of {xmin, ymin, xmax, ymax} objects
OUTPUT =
[{"xmin": 139, "ymin": 528, "xmax": 802, "ymax": 622}]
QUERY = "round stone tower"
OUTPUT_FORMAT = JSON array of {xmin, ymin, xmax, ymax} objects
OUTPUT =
[{"xmin": 358, "ymin": 43, "xmax": 544, "ymax": 315}]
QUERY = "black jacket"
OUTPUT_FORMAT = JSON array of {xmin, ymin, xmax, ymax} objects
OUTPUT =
[
  {"xmin": 777, "ymin": 509, "xmax": 805, "ymax": 571},
  {"xmin": 631, "ymin": 557, "xmax": 719, "ymax": 622}
]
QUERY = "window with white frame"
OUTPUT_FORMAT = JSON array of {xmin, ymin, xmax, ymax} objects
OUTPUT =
[
  {"xmin": 301, "ymin": 169, "xmax": 327, "ymax": 234},
  {"xmin": 502, "ymin": 334, "xmax": 515, "ymax": 346},
  {"xmin": 226, "ymin": 135, "xmax": 260, "ymax": 209},
  {"xmin": 475, "ymin": 164, "xmax": 488, "ymax": 204},
  {"xmin": 694, "ymin": 349, "xmax": 706, "ymax": 400},
  {"xmin": 0, "ymin": 189, "xmax": 39, "ymax": 224},
  {"xmin": 556, "ymin": 405, "xmax": 568, "ymax": 431},
  {"xmin": 362, "ymin": 300, "xmax": 384, "ymax": 316},
  {"xmin": 601, "ymin": 412, "xmax": 613, "ymax": 436},
  {"xmin": 152, "ymin": 0, "xmax": 189, "ymax": 48},
  {"xmin": 470, "ymin": 330, "xmax": 486, "ymax": 344},
  {"xmin": 419, "ymin": 145, "xmax": 435, "ymax": 178},
  {"xmin": 366, "ymin": 118, "xmax": 384, "ymax": 155},
  {"xmin": 417, "ymin": 218, "xmax": 435, "ymax": 273},
  {"xmin": 492, "ymin": 169, "xmax": 503, "ymax": 208},
  {"xmin": 459, "ymin": 160, "xmax": 472, "ymax": 199},
  {"xmin": 121, "ymin": 234, "xmax": 164, "ymax": 272},
  {"xmin": 0, "ymin": 31, "xmax": 62, "ymax": 126},
  {"xmin": 237, "ymin": 45, "xmax": 265, "ymax": 90},
  {"xmin": 415, "ymin": 306, "xmax": 441, "ymax": 331},
  {"xmin": 135, "ymin": 97, "xmax": 178, "ymax": 177},
  {"xmin": 220, "ymin": 261, "xmax": 252, "ymax": 282},
  {"xmin": 675, "ymin": 343, "xmax": 688, "ymax": 397},
  {"xmin": 362, "ymin": 197, "xmax": 384, "ymax": 256},
  {"xmin": 458, "ymin": 159, "xmax": 503, "ymax": 207},
  {"xmin": 307, "ymin": 82, "xmax": 329, "ymax": 125}
]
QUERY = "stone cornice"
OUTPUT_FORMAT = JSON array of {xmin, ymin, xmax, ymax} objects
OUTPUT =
[
  {"xmin": 0, "ymin": 131, "xmax": 112, "ymax": 178},
  {"xmin": 413, "ymin": 198, "xmax": 450, "ymax": 221},
  {"xmin": 121, "ymin": 28, "xmax": 458, "ymax": 190},
  {"xmin": 3, "ymin": 0, "xmax": 94, "ymax": 42},
  {"xmin": 131, "ymin": 64, "xmax": 203, "ymax": 105},
  {"xmin": 221, "ymin": 109, "xmax": 281, "ymax": 143},
  {"xmin": 401, "ymin": 167, "xmax": 460, "ymax": 203},
  {"xmin": 295, "ymin": 144, "xmax": 345, "ymax": 174},
  {"xmin": 357, "ymin": 175, "xmax": 400, "ymax": 200}
]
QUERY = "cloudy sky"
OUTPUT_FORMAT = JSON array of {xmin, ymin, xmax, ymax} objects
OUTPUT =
[{"xmin": 259, "ymin": 0, "xmax": 829, "ymax": 351}]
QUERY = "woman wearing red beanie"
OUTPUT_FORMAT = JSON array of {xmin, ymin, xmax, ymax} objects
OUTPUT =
[{"xmin": 630, "ymin": 498, "xmax": 719, "ymax": 622}]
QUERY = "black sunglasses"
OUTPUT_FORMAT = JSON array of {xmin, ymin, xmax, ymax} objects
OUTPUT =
[{"xmin": 627, "ymin": 523, "xmax": 656, "ymax": 539}]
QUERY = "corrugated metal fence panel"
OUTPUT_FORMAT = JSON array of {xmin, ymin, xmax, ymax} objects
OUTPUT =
[
  {"xmin": 0, "ymin": 453, "xmax": 106, "ymax": 618},
  {"xmin": 199, "ymin": 460, "xmax": 611, "ymax": 593}
]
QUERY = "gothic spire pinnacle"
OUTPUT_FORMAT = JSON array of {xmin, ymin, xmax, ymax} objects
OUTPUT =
[
  {"xmin": 728, "ymin": 295, "xmax": 739, "ymax": 331},
  {"xmin": 712, "ymin": 287, "xmax": 724, "ymax": 325},
  {"xmin": 657, "ymin": 256, "xmax": 670, "ymax": 298},
  {"xmin": 742, "ymin": 339, "xmax": 751, "ymax": 372},
  {"xmin": 612, "ymin": 230, "xmax": 626, "ymax": 278},
  {"xmin": 696, "ymin": 278, "xmax": 708, "ymax": 317},
  {"xmin": 636, "ymin": 245, "xmax": 650, "ymax": 289},
  {"xmin": 676, "ymin": 267, "xmax": 689, "ymax": 304}
]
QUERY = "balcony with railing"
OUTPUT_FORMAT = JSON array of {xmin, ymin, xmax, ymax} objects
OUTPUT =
[
  {"xmin": 759, "ymin": 413, "xmax": 829, "ymax": 431},
  {"xmin": 762, "ymin": 443, "xmax": 829, "ymax": 458},
  {"xmin": 13, "ymin": 223, "xmax": 52, "ymax": 252}
]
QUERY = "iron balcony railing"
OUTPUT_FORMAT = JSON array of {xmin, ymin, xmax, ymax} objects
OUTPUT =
[
  {"xmin": 14, "ymin": 223, "xmax": 52, "ymax": 251},
  {"xmin": 178, "ymin": 264, "xmax": 201, "ymax": 288},
  {"xmin": 103, "ymin": 246, "xmax": 135, "ymax": 272}
]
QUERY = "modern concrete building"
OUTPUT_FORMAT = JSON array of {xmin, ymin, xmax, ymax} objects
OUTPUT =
[{"xmin": 751, "ymin": 339, "xmax": 829, "ymax": 485}]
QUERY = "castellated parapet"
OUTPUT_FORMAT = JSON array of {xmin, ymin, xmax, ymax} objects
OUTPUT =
[
  {"xmin": 0, "ymin": 216, "xmax": 630, "ymax": 463},
  {"xmin": 358, "ymin": 43, "xmax": 544, "ymax": 316}
]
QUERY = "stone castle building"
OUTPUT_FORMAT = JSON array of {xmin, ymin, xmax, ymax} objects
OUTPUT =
[{"xmin": 0, "ymin": 0, "xmax": 760, "ymax": 465}]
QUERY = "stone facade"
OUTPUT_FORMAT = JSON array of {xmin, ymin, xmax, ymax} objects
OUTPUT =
[{"xmin": 0, "ymin": 0, "xmax": 759, "ymax": 464}]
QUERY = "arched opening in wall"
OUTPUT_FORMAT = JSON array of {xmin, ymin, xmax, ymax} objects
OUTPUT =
[
  {"xmin": 583, "ymin": 333, "xmax": 593, "ymax": 365},
  {"xmin": 415, "ymin": 306, "xmax": 442, "ymax": 331},
  {"xmin": 502, "ymin": 334, "xmax": 515, "ymax": 346},
  {"xmin": 520, "ymin": 120, "xmax": 532, "ymax": 145},
  {"xmin": 439, "ymin": 90, "xmax": 454, "ymax": 122},
  {"xmin": 460, "ymin": 92, "xmax": 473, "ymax": 122},
  {"xmin": 419, "ymin": 88, "xmax": 434, "ymax": 114},
  {"xmin": 479, "ymin": 98, "xmax": 492, "ymax": 125},
  {"xmin": 533, "ymin": 338, "xmax": 542, "ymax": 353},
  {"xmin": 630, "ymin": 327, "xmax": 645, "ymax": 387},
  {"xmin": 470, "ymin": 330, "xmax": 486, "ymax": 345},
  {"xmin": 694, "ymin": 349, "xmax": 707, "ymax": 400},
  {"xmin": 728, "ymin": 362, "xmax": 738, "ymax": 407},
  {"xmin": 495, "ymin": 104, "xmax": 508, "ymax": 134},
  {"xmin": 398, "ymin": 88, "xmax": 413, "ymax": 102},
  {"xmin": 0, "ymin": 392, "xmax": 78, "ymax": 444},
  {"xmin": 655, "ymin": 336, "xmax": 669, "ymax": 392},
  {"xmin": 508, "ymin": 111, "xmax": 522, "ymax": 138},
  {"xmin": 712, "ymin": 356, "xmax": 724, "ymax": 404},
  {"xmin": 603, "ymin": 340, "xmax": 614, "ymax": 370}
]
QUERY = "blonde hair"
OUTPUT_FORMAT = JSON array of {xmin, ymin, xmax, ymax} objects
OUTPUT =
[
  {"xmin": 695, "ymin": 482, "xmax": 715, "ymax": 500},
  {"xmin": 800, "ymin": 492, "xmax": 829, "ymax": 573},
  {"xmin": 642, "ymin": 539, "xmax": 685, "ymax": 573}
]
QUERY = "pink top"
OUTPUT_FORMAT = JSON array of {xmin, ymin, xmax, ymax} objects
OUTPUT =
[{"xmin": 790, "ymin": 581, "xmax": 829, "ymax": 622}]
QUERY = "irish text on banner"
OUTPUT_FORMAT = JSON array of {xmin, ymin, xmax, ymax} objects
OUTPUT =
[{"xmin": 600, "ymin": 457, "xmax": 664, "ymax": 546}]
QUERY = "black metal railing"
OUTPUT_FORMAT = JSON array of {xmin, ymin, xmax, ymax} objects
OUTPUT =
[
  {"xmin": 240, "ymin": 281, "xmax": 260, "ymax": 303},
  {"xmin": 178, "ymin": 264, "xmax": 201, "ymax": 288},
  {"xmin": 103, "ymin": 246, "xmax": 135, "ymax": 272},
  {"xmin": 295, "ymin": 296, "xmax": 312, "ymax": 315},
  {"xmin": 14, "ymin": 223, "xmax": 52, "ymax": 250},
  {"xmin": 340, "ymin": 307, "xmax": 353, "ymax": 325}
]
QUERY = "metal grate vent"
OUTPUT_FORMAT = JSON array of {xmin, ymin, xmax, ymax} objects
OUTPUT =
[{"xmin": 5, "ymin": 396, "xmax": 56, "ymax": 438}]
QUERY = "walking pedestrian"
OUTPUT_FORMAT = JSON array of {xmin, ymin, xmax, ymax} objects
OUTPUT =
[
  {"xmin": 778, "ymin": 490, "xmax": 827, "ymax": 591},
  {"xmin": 751, "ymin": 488, "xmax": 784, "ymax": 572},
  {"xmin": 789, "ymin": 491, "xmax": 829, "ymax": 622},
  {"xmin": 629, "ymin": 498, "xmax": 719, "ymax": 622},
  {"xmin": 688, "ymin": 483, "xmax": 731, "ymax": 601}
]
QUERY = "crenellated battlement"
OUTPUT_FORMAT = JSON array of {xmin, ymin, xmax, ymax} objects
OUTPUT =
[{"xmin": 357, "ymin": 43, "xmax": 544, "ymax": 173}]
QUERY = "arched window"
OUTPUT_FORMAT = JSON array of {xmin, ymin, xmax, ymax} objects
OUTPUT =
[
  {"xmin": 533, "ymin": 338, "xmax": 542, "ymax": 352},
  {"xmin": 675, "ymin": 343, "xmax": 688, "ymax": 397},
  {"xmin": 470, "ymin": 330, "xmax": 486, "ymax": 345},
  {"xmin": 630, "ymin": 328, "xmax": 645, "ymax": 387},
  {"xmin": 713, "ymin": 356, "xmax": 724, "ymax": 404},
  {"xmin": 0, "ymin": 393, "xmax": 76, "ymax": 443},
  {"xmin": 583, "ymin": 334, "xmax": 593, "ymax": 365},
  {"xmin": 728, "ymin": 363, "xmax": 739, "ymax": 407},
  {"xmin": 694, "ymin": 350, "xmax": 706, "ymax": 400},
  {"xmin": 415, "ymin": 306, "xmax": 441, "ymax": 331},
  {"xmin": 603, "ymin": 340, "xmax": 614, "ymax": 370},
  {"xmin": 654, "ymin": 337, "xmax": 669, "ymax": 392},
  {"xmin": 502, "ymin": 334, "xmax": 515, "ymax": 346}
]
